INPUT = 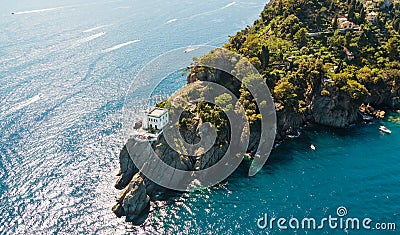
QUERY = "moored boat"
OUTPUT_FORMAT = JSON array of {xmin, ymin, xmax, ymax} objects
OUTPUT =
[{"xmin": 379, "ymin": 126, "xmax": 392, "ymax": 134}]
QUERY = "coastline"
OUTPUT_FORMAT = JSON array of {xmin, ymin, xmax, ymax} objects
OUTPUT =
[{"xmin": 112, "ymin": 0, "xmax": 400, "ymax": 223}]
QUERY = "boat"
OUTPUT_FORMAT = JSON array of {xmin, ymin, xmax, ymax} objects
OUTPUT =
[
  {"xmin": 379, "ymin": 126, "xmax": 392, "ymax": 134},
  {"xmin": 288, "ymin": 130, "xmax": 302, "ymax": 139},
  {"xmin": 310, "ymin": 144, "xmax": 316, "ymax": 150},
  {"xmin": 273, "ymin": 143, "xmax": 281, "ymax": 149},
  {"xmin": 363, "ymin": 115, "xmax": 373, "ymax": 122},
  {"xmin": 358, "ymin": 111, "xmax": 373, "ymax": 122}
]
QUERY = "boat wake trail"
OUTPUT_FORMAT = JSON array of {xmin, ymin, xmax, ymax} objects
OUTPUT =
[
  {"xmin": 83, "ymin": 25, "xmax": 111, "ymax": 33},
  {"xmin": 188, "ymin": 2, "xmax": 237, "ymax": 19},
  {"xmin": 77, "ymin": 32, "xmax": 106, "ymax": 44},
  {"xmin": 113, "ymin": 6, "xmax": 131, "ymax": 10},
  {"xmin": 102, "ymin": 40, "xmax": 140, "ymax": 53},
  {"xmin": 1, "ymin": 94, "xmax": 44, "ymax": 118},
  {"xmin": 166, "ymin": 19, "xmax": 178, "ymax": 24},
  {"xmin": 13, "ymin": 7, "xmax": 64, "ymax": 15},
  {"xmin": 221, "ymin": 1, "xmax": 237, "ymax": 9}
]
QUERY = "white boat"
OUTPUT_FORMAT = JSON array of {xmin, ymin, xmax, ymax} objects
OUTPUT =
[
  {"xmin": 379, "ymin": 126, "xmax": 392, "ymax": 134},
  {"xmin": 288, "ymin": 130, "xmax": 302, "ymax": 139},
  {"xmin": 310, "ymin": 144, "xmax": 316, "ymax": 150}
]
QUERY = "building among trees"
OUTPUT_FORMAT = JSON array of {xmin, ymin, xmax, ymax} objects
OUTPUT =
[{"xmin": 337, "ymin": 17, "xmax": 358, "ymax": 32}]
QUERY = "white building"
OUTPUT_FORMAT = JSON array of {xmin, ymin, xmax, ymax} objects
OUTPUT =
[{"xmin": 142, "ymin": 108, "xmax": 168, "ymax": 130}]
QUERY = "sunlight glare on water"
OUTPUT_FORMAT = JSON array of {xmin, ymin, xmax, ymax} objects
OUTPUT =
[{"xmin": 0, "ymin": 0, "xmax": 268, "ymax": 233}]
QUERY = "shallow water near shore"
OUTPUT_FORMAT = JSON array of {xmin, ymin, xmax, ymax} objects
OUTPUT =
[{"xmin": 1, "ymin": 0, "xmax": 400, "ymax": 234}]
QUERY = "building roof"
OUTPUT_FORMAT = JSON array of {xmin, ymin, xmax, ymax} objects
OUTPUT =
[{"xmin": 148, "ymin": 108, "xmax": 168, "ymax": 117}]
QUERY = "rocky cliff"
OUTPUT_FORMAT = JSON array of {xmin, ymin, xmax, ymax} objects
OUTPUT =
[
  {"xmin": 112, "ymin": 68, "xmax": 365, "ymax": 222},
  {"xmin": 112, "ymin": 0, "xmax": 400, "ymax": 222},
  {"xmin": 112, "ymin": 96, "xmax": 235, "ymax": 221}
]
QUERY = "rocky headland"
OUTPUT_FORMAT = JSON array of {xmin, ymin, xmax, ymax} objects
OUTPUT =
[{"xmin": 112, "ymin": 0, "xmax": 400, "ymax": 221}]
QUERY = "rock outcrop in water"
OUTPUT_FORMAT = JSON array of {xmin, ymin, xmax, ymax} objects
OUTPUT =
[
  {"xmin": 112, "ymin": 173, "xmax": 149, "ymax": 220},
  {"xmin": 112, "ymin": 96, "xmax": 238, "ymax": 221}
]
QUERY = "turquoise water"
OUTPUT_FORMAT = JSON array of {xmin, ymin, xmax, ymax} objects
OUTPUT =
[
  {"xmin": 140, "ymin": 117, "xmax": 400, "ymax": 234},
  {"xmin": 0, "ymin": 0, "xmax": 399, "ymax": 234}
]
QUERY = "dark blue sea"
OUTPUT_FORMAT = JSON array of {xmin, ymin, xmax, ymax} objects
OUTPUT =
[{"xmin": 0, "ymin": 0, "xmax": 399, "ymax": 234}]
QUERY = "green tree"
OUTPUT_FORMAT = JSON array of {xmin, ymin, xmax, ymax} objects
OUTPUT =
[
  {"xmin": 215, "ymin": 93, "xmax": 234, "ymax": 113},
  {"xmin": 238, "ymin": 74, "xmax": 265, "ymax": 123},
  {"xmin": 315, "ymin": 11, "xmax": 322, "ymax": 29},
  {"xmin": 348, "ymin": 1, "xmax": 355, "ymax": 21},
  {"xmin": 333, "ymin": 15, "xmax": 338, "ymax": 30},
  {"xmin": 359, "ymin": 7, "xmax": 366, "ymax": 24},
  {"xmin": 294, "ymin": 28, "xmax": 309, "ymax": 47},
  {"xmin": 386, "ymin": 38, "xmax": 399, "ymax": 61},
  {"xmin": 341, "ymin": 79, "xmax": 369, "ymax": 101},
  {"xmin": 258, "ymin": 45, "xmax": 270, "ymax": 70},
  {"xmin": 329, "ymin": 1, "xmax": 335, "ymax": 11},
  {"xmin": 273, "ymin": 79, "xmax": 298, "ymax": 106},
  {"xmin": 393, "ymin": 18, "xmax": 400, "ymax": 31},
  {"xmin": 345, "ymin": 31, "xmax": 352, "ymax": 47}
]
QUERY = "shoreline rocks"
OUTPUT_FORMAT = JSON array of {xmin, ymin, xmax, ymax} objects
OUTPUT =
[
  {"xmin": 359, "ymin": 103, "xmax": 386, "ymax": 119},
  {"xmin": 112, "ymin": 89, "xmax": 397, "ymax": 222}
]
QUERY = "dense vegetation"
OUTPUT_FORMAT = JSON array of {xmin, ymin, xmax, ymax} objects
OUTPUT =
[
  {"xmin": 225, "ymin": 0, "xmax": 400, "ymax": 117},
  {"xmin": 222, "ymin": 0, "xmax": 400, "ymax": 117},
  {"xmin": 173, "ymin": 0, "xmax": 400, "ymax": 135}
]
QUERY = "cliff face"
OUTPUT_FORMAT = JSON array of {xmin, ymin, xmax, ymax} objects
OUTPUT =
[
  {"xmin": 311, "ymin": 93, "xmax": 359, "ymax": 127},
  {"xmin": 187, "ymin": 61, "xmax": 361, "ymax": 133},
  {"xmin": 112, "ymin": 99, "xmax": 235, "ymax": 221}
]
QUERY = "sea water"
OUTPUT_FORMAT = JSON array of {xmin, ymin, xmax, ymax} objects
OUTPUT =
[{"xmin": 0, "ymin": 0, "xmax": 399, "ymax": 234}]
